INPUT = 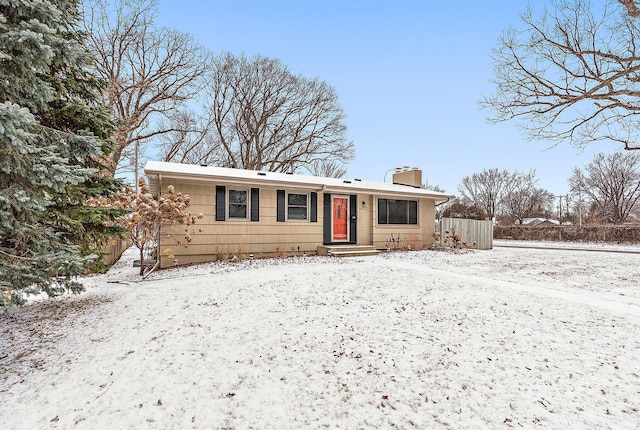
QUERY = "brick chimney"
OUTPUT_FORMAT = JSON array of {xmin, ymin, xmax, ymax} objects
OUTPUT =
[{"xmin": 392, "ymin": 168, "xmax": 422, "ymax": 188}]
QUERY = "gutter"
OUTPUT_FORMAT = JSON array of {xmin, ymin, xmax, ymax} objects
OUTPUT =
[
  {"xmin": 435, "ymin": 196, "xmax": 454, "ymax": 206},
  {"xmin": 145, "ymin": 170, "xmax": 323, "ymax": 191},
  {"xmin": 146, "ymin": 168, "xmax": 453, "ymax": 200}
]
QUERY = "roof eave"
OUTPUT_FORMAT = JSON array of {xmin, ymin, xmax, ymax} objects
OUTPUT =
[
  {"xmin": 145, "ymin": 169, "xmax": 324, "ymax": 191},
  {"xmin": 144, "ymin": 162, "xmax": 454, "ymax": 201},
  {"xmin": 321, "ymin": 185, "xmax": 453, "ymax": 200}
]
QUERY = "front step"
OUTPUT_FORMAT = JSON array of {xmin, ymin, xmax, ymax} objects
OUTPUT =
[{"xmin": 317, "ymin": 245, "xmax": 380, "ymax": 258}]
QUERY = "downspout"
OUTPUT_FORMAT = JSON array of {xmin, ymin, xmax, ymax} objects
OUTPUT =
[
  {"xmin": 434, "ymin": 197, "xmax": 454, "ymax": 246},
  {"xmin": 435, "ymin": 196, "xmax": 454, "ymax": 207},
  {"xmin": 142, "ymin": 260, "xmax": 161, "ymax": 279},
  {"xmin": 154, "ymin": 173, "xmax": 162, "ymax": 274}
]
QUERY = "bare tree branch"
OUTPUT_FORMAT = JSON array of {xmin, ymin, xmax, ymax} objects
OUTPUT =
[
  {"xmin": 619, "ymin": 0, "xmax": 640, "ymax": 18},
  {"xmin": 161, "ymin": 53, "xmax": 354, "ymax": 172},
  {"xmin": 82, "ymin": 0, "xmax": 211, "ymax": 176},
  {"xmin": 306, "ymin": 159, "xmax": 347, "ymax": 178},
  {"xmin": 569, "ymin": 151, "xmax": 640, "ymax": 223},
  {"xmin": 501, "ymin": 170, "xmax": 554, "ymax": 223},
  {"xmin": 457, "ymin": 168, "xmax": 511, "ymax": 220},
  {"xmin": 458, "ymin": 169, "xmax": 553, "ymax": 222},
  {"xmin": 482, "ymin": 0, "xmax": 640, "ymax": 151}
]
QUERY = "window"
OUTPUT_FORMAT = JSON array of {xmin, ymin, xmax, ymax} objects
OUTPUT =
[
  {"xmin": 378, "ymin": 198, "xmax": 418, "ymax": 225},
  {"xmin": 216, "ymin": 186, "xmax": 259, "ymax": 222},
  {"xmin": 228, "ymin": 189, "xmax": 248, "ymax": 219},
  {"xmin": 277, "ymin": 190, "xmax": 317, "ymax": 223},
  {"xmin": 287, "ymin": 193, "xmax": 308, "ymax": 220}
]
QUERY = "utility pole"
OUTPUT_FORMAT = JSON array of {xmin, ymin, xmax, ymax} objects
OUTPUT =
[
  {"xmin": 578, "ymin": 191, "xmax": 583, "ymax": 226},
  {"xmin": 558, "ymin": 194, "xmax": 563, "ymax": 225},
  {"xmin": 552, "ymin": 194, "xmax": 568, "ymax": 225}
]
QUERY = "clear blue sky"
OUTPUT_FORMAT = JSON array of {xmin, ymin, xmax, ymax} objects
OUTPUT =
[{"xmin": 154, "ymin": 0, "xmax": 619, "ymax": 196}]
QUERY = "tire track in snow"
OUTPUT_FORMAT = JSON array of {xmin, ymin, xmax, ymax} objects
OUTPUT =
[{"xmin": 382, "ymin": 257, "xmax": 640, "ymax": 322}]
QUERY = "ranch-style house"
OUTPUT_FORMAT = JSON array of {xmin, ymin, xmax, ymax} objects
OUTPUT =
[{"xmin": 144, "ymin": 161, "xmax": 453, "ymax": 268}]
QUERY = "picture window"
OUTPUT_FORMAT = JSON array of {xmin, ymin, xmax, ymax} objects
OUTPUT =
[{"xmin": 378, "ymin": 198, "xmax": 418, "ymax": 225}]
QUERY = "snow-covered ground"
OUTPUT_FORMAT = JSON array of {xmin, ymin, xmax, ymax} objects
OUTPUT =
[
  {"xmin": 1, "ymin": 244, "xmax": 639, "ymax": 429},
  {"xmin": 494, "ymin": 239, "xmax": 640, "ymax": 253}
]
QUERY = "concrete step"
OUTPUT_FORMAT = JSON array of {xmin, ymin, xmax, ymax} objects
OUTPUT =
[
  {"xmin": 329, "ymin": 249, "xmax": 380, "ymax": 258},
  {"xmin": 317, "ymin": 245, "xmax": 380, "ymax": 257}
]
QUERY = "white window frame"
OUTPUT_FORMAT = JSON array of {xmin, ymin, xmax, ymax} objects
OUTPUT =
[
  {"xmin": 286, "ymin": 191, "xmax": 310, "ymax": 221},
  {"xmin": 227, "ymin": 188, "xmax": 249, "ymax": 220}
]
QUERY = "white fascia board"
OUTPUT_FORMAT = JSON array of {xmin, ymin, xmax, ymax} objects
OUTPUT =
[
  {"xmin": 320, "ymin": 185, "xmax": 450, "ymax": 200},
  {"xmin": 144, "ymin": 161, "xmax": 454, "ymax": 200}
]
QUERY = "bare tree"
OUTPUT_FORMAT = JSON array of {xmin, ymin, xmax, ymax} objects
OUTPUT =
[
  {"xmin": 569, "ymin": 151, "xmax": 640, "ymax": 223},
  {"xmin": 422, "ymin": 181, "xmax": 449, "ymax": 220},
  {"xmin": 502, "ymin": 170, "xmax": 554, "ymax": 223},
  {"xmin": 158, "ymin": 110, "xmax": 225, "ymax": 165},
  {"xmin": 307, "ymin": 160, "xmax": 347, "ymax": 178},
  {"xmin": 482, "ymin": 0, "xmax": 640, "ymax": 151},
  {"xmin": 422, "ymin": 181, "xmax": 446, "ymax": 193},
  {"xmin": 441, "ymin": 202, "xmax": 487, "ymax": 220},
  {"xmin": 501, "ymin": 170, "xmax": 536, "ymax": 223},
  {"xmin": 566, "ymin": 191, "xmax": 589, "ymax": 225},
  {"xmin": 82, "ymin": 0, "xmax": 210, "ymax": 180},
  {"xmin": 457, "ymin": 168, "xmax": 511, "ymax": 220},
  {"xmin": 161, "ymin": 53, "xmax": 354, "ymax": 173},
  {"xmin": 529, "ymin": 188, "xmax": 556, "ymax": 218},
  {"xmin": 505, "ymin": 187, "xmax": 555, "ymax": 224}
]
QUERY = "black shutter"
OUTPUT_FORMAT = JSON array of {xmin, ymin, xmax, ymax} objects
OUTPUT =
[
  {"xmin": 276, "ymin": 190, "xmax": 286, "ymax": 222},
  {"xmin": 378, "ymin": 198, "xmax": 388, "ymax": 224},
  {"xmin": 409, "ymin": 200, "xmax": 418, "ymax": 225},
  {"xmin": 215, "ymin": 186, "xmax": 226, "ymax": 221},
  {"xmin": 323, "ymin": 193, "xmax": 331, "ymax": 244},
  {"xmin": 349, "ymin": 195, "xmax": 357, "ymax": 244},
  {"xmin": 250, "ymin": 188, "xmax": 260, "ymax": 221},
  {"xmin": 310, "ymin": 192, "xmax": 317, "ymax": 223}
]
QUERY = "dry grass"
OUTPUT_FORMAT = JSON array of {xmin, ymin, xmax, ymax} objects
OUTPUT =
[
  {"xmin": 0, "ymin": 294, "xmax": 113, "ymax": 391},
  {"xmin": 273, "ymin": 242, "xmax": 288, "ymax": 258},
  {"xmin": 404, "ymin": 234, "xmax": 421, "ymax": 250}
]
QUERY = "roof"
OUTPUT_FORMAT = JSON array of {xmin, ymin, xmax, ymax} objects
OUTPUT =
[
  {"xmin": 522, "ymin": 218, "xmax": 560, "ymax": 226},
  {"xmin": 144, "ymin": 161, "xmax": 453, "ymax": 200}
]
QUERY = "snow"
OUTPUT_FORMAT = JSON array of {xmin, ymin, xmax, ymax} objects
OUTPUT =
[
  {"xmin": 1, "ymin": 245, "xmax": 639, "ymax": 429},
  {"xmin": 495, "ymin": 239, "xmax": 640, "ymax": 253},
  {"xmin": 144, "ymin": 161, "xmax": 452, "ymax": 200}
]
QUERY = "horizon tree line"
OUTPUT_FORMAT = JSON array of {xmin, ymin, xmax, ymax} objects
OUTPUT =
[{"xmin": 440, "ymin": 151, "xmax": 640, "ymax": 225}]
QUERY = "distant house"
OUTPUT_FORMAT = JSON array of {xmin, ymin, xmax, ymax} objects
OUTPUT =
[
  {"xmin": 144, "ymin": 161, "xmax": 453, "ymax": 268},
  {"xmin": 522, "ymin": 218, "xmax": 560, "ymax": 226}
]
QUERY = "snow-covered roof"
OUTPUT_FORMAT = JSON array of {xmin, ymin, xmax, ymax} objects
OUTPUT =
[
  {"xmin": 144, "ymin": 161, "xmax": 453, "ymax": 200},
  {"xmin": 522, "ymin": 218, "xmax": 561, "ymax": 226}
]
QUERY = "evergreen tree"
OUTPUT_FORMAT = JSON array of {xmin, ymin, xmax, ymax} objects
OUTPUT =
[
  {"xmin": 35, "ymin": 2, "xmax": 128, "ymax": 272},
  {"xmin": 0, "ymin": 0, "xmax": 125, "ymax": 308}
]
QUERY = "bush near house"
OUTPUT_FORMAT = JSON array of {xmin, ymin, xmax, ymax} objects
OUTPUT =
[{"xmin": 494, "ymin": 225, "xmax": 640, "ymax": 243}]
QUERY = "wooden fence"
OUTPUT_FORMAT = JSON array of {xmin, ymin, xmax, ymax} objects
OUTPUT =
[
  {"xmin": 102, "ymin": 236, "xmax": 131, "ymax": 266},
  {"xmin": 440, "ymin": 218, "xmax": 493, "ymax": 250}
]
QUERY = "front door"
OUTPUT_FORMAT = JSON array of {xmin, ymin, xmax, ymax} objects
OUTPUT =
[{"xmin": 332, "ymin": 196, "xmax": 348, "ymax": 242}]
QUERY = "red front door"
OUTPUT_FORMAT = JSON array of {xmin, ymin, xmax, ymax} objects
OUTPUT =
[{"xmin": 332, "ymin": 197, "xmax": 348, "ymax": 241}]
